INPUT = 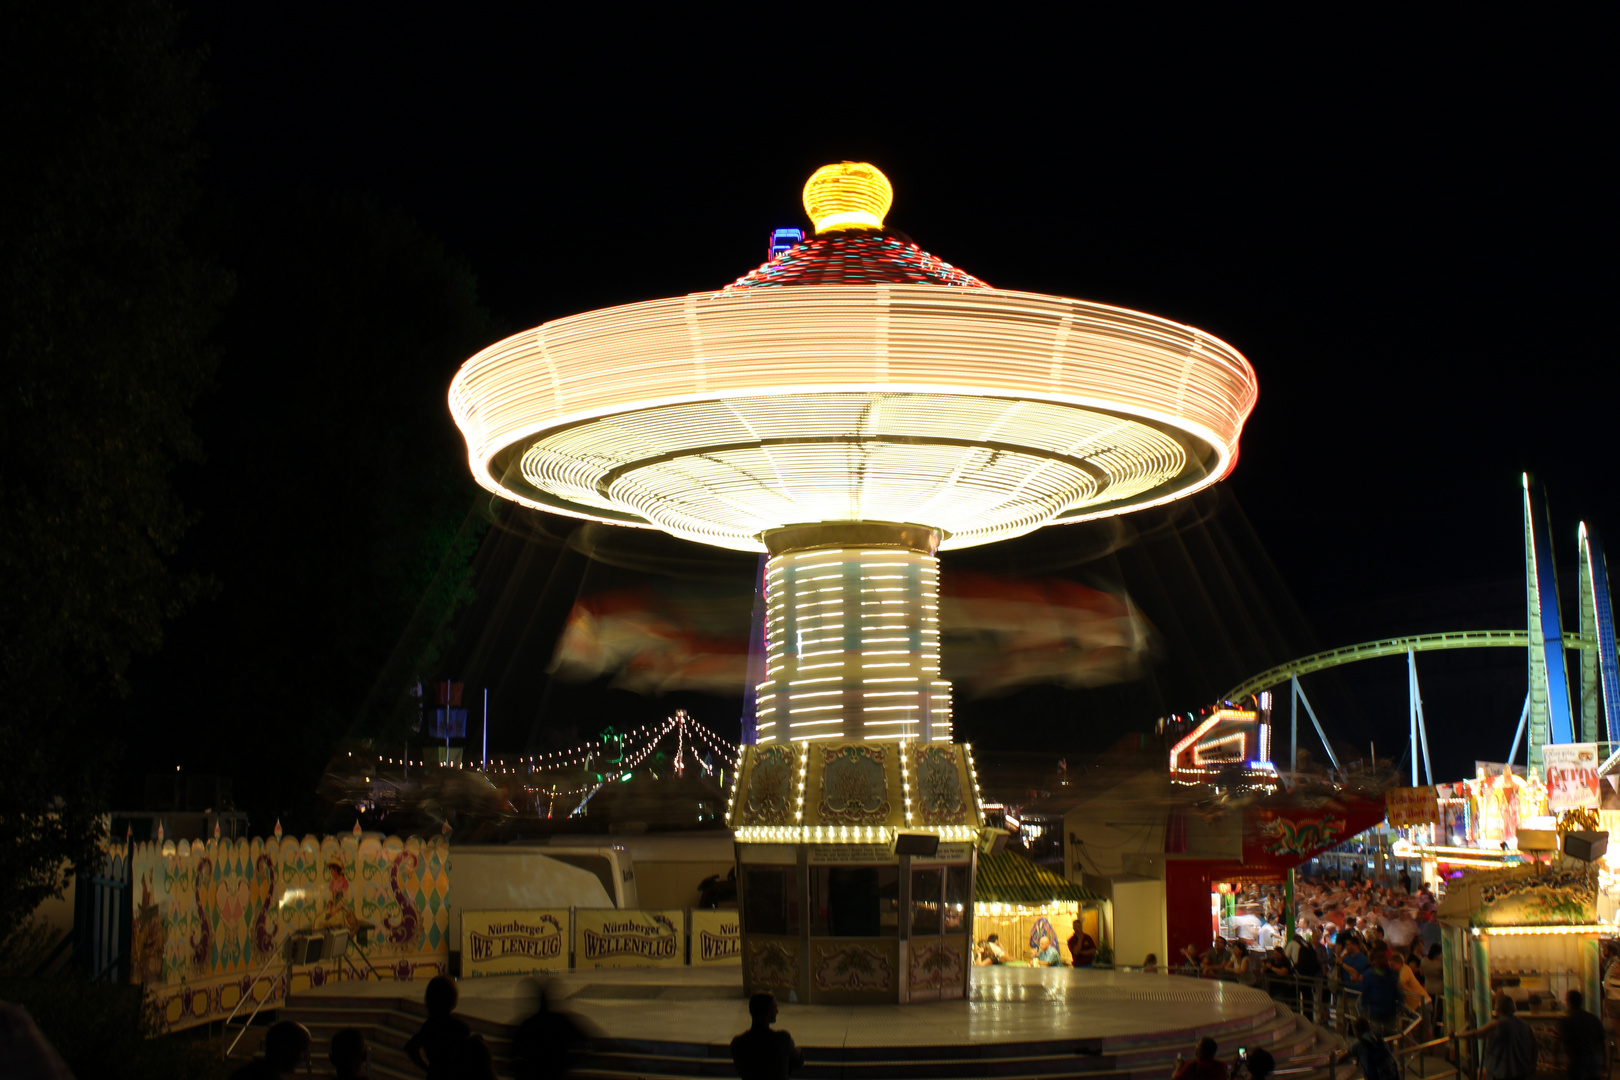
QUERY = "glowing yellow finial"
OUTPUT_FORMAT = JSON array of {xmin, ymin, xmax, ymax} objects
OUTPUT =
[{"xmin": 803, "ymin": 162, "xmax": 893, "ymax": 234}]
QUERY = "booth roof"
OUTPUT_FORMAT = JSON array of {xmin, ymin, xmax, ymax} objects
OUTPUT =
[{"xmin": 976, "ymin": 850, "xmax": 1102, "ymax": 905}]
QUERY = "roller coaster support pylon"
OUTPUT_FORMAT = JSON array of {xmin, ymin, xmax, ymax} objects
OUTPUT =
[
  {"xmin": 1507, "ymin": 693, "xmax": 1531, "ymax": 766},
  {"xmin": 1287, "ymin": 673, "xmax": 1341, "ymax": 772},
  {"xmin": 1409, "ymin": 648, "xmax": 1433, "ymax": 786},
  {"xmin": 1579, "ymin": 523, "xmax": 1620, "ymax": 746}
]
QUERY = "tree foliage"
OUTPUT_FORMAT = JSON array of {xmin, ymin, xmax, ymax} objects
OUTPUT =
[
  {"xmin": 0, "ymin": 974, "xmax": 230, "ymax": 1080},
  {"xmin": 127, "ymin": 191, "xmax": 494, "ymax": 831},
  {"xmin": 0, "ymin": 0, "xmax": 228, "ymax": 938}
]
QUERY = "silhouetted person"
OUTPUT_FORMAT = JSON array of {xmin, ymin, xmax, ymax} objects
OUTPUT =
[
  {"xmin": 1172, "ymin": 1036, "xmax": 1229, "ymax": 1080},
  {"xmin": 730, "ymin": 992, "xmax": 804, "ymax": 1080},
  {"xmin": 515, "ymin": 980, "xmax": 595, "ymax": 1080},
  {"xmin": 0, "ymin": 1002, "xmax": 74, "ymax": 1080},
  {"xmin": 1456, "ymin": 994, "xmax": 1537, "ymax": 1080},
  {"xmin": 1068, "ymin": 919, "xmax": 1098, "ymax": 967},
  {"xmin": 230, "ymin": 1020, "xmax": 311, "ymax": 1079},
  {"xmin": 1560, "ymin": 990, "xmax": 1606, "ymax": 1080},
  {"xmin": 329, "ymin": 1027, "xmax": 369, "ymax": 1080},
  {"xmin": 1337, "ymin": 1017, "xmax": 1398, "ymax": 1080},
  {"xmin": 404, "ymin": 975, "xmax": 472, "ymax": 1079},
  {"xmin": 460, "ymin": 1034, "xmax": 500, "ymax": 1080},
  {"xmin": 1240, "ymin": 1046, "xmax": 1275, "ymax": 1080}
]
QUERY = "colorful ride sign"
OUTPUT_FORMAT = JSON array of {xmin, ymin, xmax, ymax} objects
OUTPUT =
[
  {"xmin": 1544, "ymin": 743, "xmax": 1602, "ymax": 811},
  {"xmin": 574, "ymin": 909, "xmax": 685, "ymax": 969},
  {"xmin": 460, "ymin": 910, "xmax": 568, "ymax": 977}
]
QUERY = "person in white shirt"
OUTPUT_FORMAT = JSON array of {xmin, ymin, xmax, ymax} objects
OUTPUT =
[
  {"xmin": 982, "ymin": 934, "xmax": 1006, "ymax": 964},
  {"xmin": 1257, "ymin": 919, "xmax": 1277, "ymax": 952}
]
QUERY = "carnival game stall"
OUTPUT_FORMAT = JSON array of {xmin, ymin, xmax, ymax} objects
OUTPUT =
[
  {"xmin": 1389, "ymin": 750, "xmax": 1620, "ymax": 917},
  {"xmin": 1389, "ymin": 768, "xmax": 1553, "ymax": 889},
  {"xmin": 1437, "ymin": 862, "xmax": 1606, "ymax": 1073},
  {"xmin": 972, "ymin": 850, "xmax": 1104, "ymax": 966}
]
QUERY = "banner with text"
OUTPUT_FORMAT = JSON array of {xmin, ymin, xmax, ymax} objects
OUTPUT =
[
  {"xmin": 689, "ymin": 909, "xmax": 742, "ymax": 966},
  {"xmin": 574, "ymin": 909, "xmax": 684, "ymax": 969},
  {"xmin": 1386, "ymin": 786, "xmax": 1440, "ymax": 827},
  {"xmin": 1544, "ymin": 743, "xmax": 1602, "ymax": 811},
  {"xmin": 460, "ymin": 909, "xmax": 569, "ymax": 977}
]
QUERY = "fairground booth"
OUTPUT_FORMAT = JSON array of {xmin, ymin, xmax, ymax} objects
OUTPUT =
[
  {"xmin": 1383, "ymin": 749, "xmax": 1615, "ymax": 1055},
  {"xmin": 1435, "ymin": 861, "xmax": 1606, "ymax": 1075},
  {"xmin": 728, "ymin": 738, "xmax": 984, "ymax": 1003},
  {"xmin": 1389, "ymin": 768, "xmax": 1548, "ymax": 882},
  {"xmin": 973, "ymin": 850, "xmax": 1104, "ymax": 966}
]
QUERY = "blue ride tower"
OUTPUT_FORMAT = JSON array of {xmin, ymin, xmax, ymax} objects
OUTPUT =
[{"xmin": 1524, "ymin": 474, "xmax": 1620, "ymax": 768}]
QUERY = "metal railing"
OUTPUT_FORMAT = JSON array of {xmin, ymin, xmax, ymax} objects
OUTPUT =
[
  {"xmin": 1110, "ymin": 961, "xmax": 1473, "ymax": 1080},
  {"xmin": 1273, "ymin": 1033, "xmax": 1460, "ymax": 1080}
]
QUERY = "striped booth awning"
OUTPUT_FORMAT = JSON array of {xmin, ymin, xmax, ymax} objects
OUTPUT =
[{"xmin": 975, "ymin": 850, "xmax": 1102, "ymax": 906}]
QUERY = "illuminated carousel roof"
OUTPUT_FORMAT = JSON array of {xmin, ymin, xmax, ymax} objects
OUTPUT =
[
  {"xmin": 449, "ymin": 161, "xmax": 1257, "ymax": 553},
  {"xmin": 726, "ymin": 231, "xmax": 989, "ymax": 290}
]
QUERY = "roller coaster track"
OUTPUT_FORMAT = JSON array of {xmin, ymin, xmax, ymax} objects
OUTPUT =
[{"xmin": 1224, "ymin": 630, "xmax": 1596, "ymax": 704}]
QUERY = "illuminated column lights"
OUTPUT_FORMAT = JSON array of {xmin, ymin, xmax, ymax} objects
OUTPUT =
[
  {"xmin": 964, "ymin": 743, "xmax": 984, "ymax": 818},
  {"xmin": 898, "ymin": 745, "xmax": 913, "ymax": 825},
  {"xmin": 733, "ymin": 824, "xmax": 981, "ymax": 844},
  {"xmin": 754, "ymin": 547, "xmax": 952, "ymax": 744}
]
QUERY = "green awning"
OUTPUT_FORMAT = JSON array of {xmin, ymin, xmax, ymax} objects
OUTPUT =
[{"xmin": 975, "ymin": 850, "xmax": 1102, "ymax": 905}]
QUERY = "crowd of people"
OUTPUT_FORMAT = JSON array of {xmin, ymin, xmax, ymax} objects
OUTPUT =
[
  {"xmin": 1177, "ymin": 872, "xmax": 1446, "ymax": 1037},
  {"xmin": 223, "ymin": 984, "xmax": 808, "ymax": 1080}
]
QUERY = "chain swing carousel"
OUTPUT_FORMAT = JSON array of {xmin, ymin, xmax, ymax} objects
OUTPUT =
[{"xmin": 449, "ymin": 161, "xmax": 1256, "ymax": 1004}]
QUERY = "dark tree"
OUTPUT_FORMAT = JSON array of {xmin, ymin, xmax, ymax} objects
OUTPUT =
[
  {"xmin": 124, "ymin": 192, "xmax": 495, "ymax": 831},
  {"xmin": 0, "ymin": 0, "xmax": 229, "ymax": 940}
]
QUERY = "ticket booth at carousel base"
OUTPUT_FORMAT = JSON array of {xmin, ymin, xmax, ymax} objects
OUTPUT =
[{"xmin": 728, "ymin": 739, "xmax": 986, "ymax": 1004}]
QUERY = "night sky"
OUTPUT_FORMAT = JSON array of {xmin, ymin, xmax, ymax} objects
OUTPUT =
[{"xmin": 154, "ymin": 10, "xmax": 1611, "ymax": 791}]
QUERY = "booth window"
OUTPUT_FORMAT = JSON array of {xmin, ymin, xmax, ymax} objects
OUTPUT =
[
  {"xmin": 945, "ymin": 865, "xmax": 970, "ymax": 933},
  {"xmin": 910, "ymin": 866, "xmax": 943, "ymax": 935},
  {"xmin": 811, "ymin": 866, "xmax": 899, "ymax": 937},
  {"xmin": 742, "ymin": 866, "xmax": 799, "ymax": 936}
]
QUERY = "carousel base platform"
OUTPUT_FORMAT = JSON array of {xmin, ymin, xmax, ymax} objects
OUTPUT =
[{"xmin": 281, "ymin": 967, "xmax": 1344, "ymax": 1080}]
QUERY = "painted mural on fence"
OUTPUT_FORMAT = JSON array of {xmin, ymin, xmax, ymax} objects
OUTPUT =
[{"xmin": 131, "ymin": 832, "xmax": 449, "ymax": 1031}]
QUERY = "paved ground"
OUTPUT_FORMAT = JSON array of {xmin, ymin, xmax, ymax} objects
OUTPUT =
[{"xmin": 305, "ymin": 966, "xmax": 1279, "ymax": 1049}]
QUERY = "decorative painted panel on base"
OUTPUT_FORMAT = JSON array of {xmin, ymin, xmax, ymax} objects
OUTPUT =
[
  {"xmin": 908, "ymin": 934, "xmax": 967, "ymax": 996},
  {"xmin": 811, "ymin": 939, "xmax": 898, "ymax": 1003},
  {"xmin": 744, "ymin": 936, "xmax": 801, "ymax": 996}
]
